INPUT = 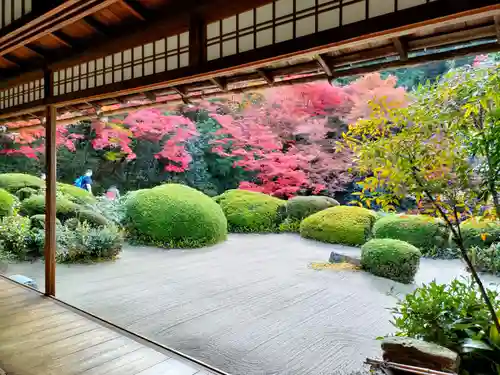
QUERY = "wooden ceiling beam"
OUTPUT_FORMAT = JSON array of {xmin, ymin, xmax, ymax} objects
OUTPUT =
[
  {"xmin": 50, "ymin": 32, "xmax": 74, "ymax": 48},
  {"xmin": 392, "ymin": 37, "xmax": 408, "ymax": 61},
  {"xmin": 81, "ymin": 17, "xmax": 109, "ymax": 36},
  {"xmin": 119, "ymin": 0, "xmax": 147, "ymax": 21},
  {"xmin": 24, "ymin": 45, "xmax": 46, "ymax": 59},
  {"xmin": 143, "ymin": 91, "xmax": 157, "ymax": 101}
]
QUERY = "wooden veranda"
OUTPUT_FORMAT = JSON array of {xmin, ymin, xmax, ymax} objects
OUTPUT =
[{"xmin": 0, "ymin": 1, "xmax": 499, "ymax": 367}]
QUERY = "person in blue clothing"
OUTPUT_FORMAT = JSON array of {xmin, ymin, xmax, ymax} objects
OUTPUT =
[{"xmin": 74, "ymin": 169, "xmax": 93, "ymax": 195}]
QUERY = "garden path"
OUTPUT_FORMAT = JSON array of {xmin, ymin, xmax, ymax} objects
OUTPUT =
[{"xmin": 6, "ymin": 234, "xmax": 500, "ymax": 375}]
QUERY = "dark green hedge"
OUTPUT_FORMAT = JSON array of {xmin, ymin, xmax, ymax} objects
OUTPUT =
[
  {"xmin": 214, "ymin": 189, "xmax": 285, "ymax": 233},
  {"xmin": 20, "ymin": 195, "xmax": 79, "ymax": 222},
  {"xmin": 373, "ymin": 215, "xmax": 449, "ymax": 255},
  {"xmin": 126, "ymin": 184, "xmax": 227, "ymax": 248},
  {"xmin": 279, "ymin": 196, "xmax": 339, "ymax": 222},
  {"xmin": 361, "ymin": 238, "xmax": 421, "ymax": 284},
  {"xmin": 300, "ymin": 206, "xmax": 377, "ymax": 246}
]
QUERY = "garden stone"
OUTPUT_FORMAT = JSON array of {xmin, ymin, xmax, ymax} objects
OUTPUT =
[
  {"xmin": 9, "ymin": 274, "xmax": 38, "ymax": 290},
  {"xmin": 329, "ymin": 251, "xmax": 361, "ymax": 267},
  {"xmin": 381, "ymin": 336, "xmax": 459, "ymax": 372}
]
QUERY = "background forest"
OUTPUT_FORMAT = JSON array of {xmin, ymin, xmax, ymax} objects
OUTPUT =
[{"xmin": 0, "ymin": 54, "xmax": 492, "ymax": 204}]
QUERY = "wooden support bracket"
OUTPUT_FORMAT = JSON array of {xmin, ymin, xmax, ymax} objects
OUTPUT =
[
  {"xmin": 495, "ymin": 16, "xmax": 500, "ymax": 44},
  {"xmin": 210, "ymin": 77, "xmax": 228, "ymax": 91},
  {"xmin": 316, "ymin": 54, "xmax": 334, "ymax": 78},
  {"xmin": 392, "ymin": 37, "xmax": 409, "ymax": 61},
  {"xmin": 256, "ymin": 69, "xmax": 274, "ymax": 85}
]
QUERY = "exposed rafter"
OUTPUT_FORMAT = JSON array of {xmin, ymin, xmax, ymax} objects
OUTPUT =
[
  {"xmin": 171, "ymin": 86, "xmax": 192, "ymax": 104},
  {"xmin": 256, "ymin": 69, "xmax": 274, "ymax": 85},
  {"xmin": 120, "ymin": 0, "xmax": 147, "ymax": 21},
  {"xmin": 210, "ymin": 77, "xmax": 228, "ymax": 91},
  {"xmin": 81, "ymin": 17, "xmax": 109, "ymax": 36},
  {"xmin": 50, "ymin": 32, "xmax": 74, "ymax": 48},
  {"xmin": 392, "ymin": 37, "xmax": 409, "ymax": 61},
  {"xmin": 316, "ymin": 54, "xmax": 334, "ymax": 78}
]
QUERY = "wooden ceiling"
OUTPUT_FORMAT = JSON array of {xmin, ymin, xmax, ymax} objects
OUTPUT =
[{"xmin": 0, "ymin": 0, "xmax": 499, "ymax": 125}]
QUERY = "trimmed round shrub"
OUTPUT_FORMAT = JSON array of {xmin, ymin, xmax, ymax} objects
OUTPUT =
[
  {"xmin": 126, "ymin": 184, "xmax": 227, "ymax": 248},
  {"xmin": 373, "ymin": 215, "xmax": 449, "ymax": 255},
  {"xmin": 361, "ymin": 238, "xmax": 421, "ymax": 284},
  {"xmin": 0, "ymin": 173, "xmax": 44, "ymax": 193},
  {"xmin": 460, "ymin": 218, "xmax": 500, "ymax": 249},
  {"xmin": 57, "ymin": 183, "xmax": 96, "ymax": 205},
  {"xmin": 300, "ymin": 206, "xmax": 377, "ymax": 246},
  {"xmin": 76, "ymin": 209, "xmax": 109, "ymax": 227},
  {"xmin": 214, "ymin": 189, "xmax": 285, "ymax": 233},
  {"xmin": 16, "ymin": 187, "xmax": 38, "ymax": 201},
  {"xmin": 279, "ymin": 196, "xmax": 339, "ymax": 222},
  {"xmin": 20, "ymin": 195, "xmax": 79, "ymax": 221},
  {"xmin": 0, "ymin": 188, "xmax": 15, "ymax": 218},
  {"xmin": 30, "ymin": 214, "xmax": 61, "ymax": 229}
]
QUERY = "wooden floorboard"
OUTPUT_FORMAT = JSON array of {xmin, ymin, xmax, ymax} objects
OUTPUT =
[
  {"xmin": 5, "ymin": 233, "xmax": 500, "ymax": 375},
  {"xmin": 0, "ymin": 278, "xmax": 219, "ymax": 375}
]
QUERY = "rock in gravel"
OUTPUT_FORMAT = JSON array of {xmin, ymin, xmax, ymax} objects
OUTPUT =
[
  {"xmin": 381, "ymin": 336, "xmax": 460, "ymax": 373},
  {"xmin": 329, "ymin": 251, "xmax": 361, "ymax": 267}
]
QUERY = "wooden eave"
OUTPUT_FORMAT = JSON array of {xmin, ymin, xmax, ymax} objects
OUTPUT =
[{"xmin": 0, "ymin": 0, "xmax": 499, "ymax": 125}]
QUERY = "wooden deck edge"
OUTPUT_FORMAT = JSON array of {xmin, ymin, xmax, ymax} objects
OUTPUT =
[{"xmin": 0, "ymin": 274, "xmax": 230, "ymax": 375}]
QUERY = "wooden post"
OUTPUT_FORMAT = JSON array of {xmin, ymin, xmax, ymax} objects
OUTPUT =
[{"xmin": 44, "ymin": 69, "xmax": 56, "ymax": 296}]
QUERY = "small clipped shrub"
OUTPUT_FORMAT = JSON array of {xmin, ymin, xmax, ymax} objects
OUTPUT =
[
  {"xmin": 469, "ymin": 243, "xmax": 500, "ymax": 275},
  {"xmin": 0, "ymin": 173, "xmax": 44, "ymax": 193},
  {"xmin": 56, "ymin": 222, "xmax": 123, "ymax": 263},
  {"xmin": 300, "ymin": 206, "xmax": 377, "ymax": 246},
  {"xmin": 0, "ymin": 188, "xmax": 15, "ymax": 218},
  {"xmin": 278, "ymin": 219, "xmax": 302, "ymax": 233},
  {"xmin": 30, "ymin": 214, "xmax": 61, "ymax": 229},
  {"xmin": 361, "ymin": 238, "xmax": 421, "ymax": 284},
  {"xmin": 64, "ymin": 217, "xmax": 79, "ymax": 230},
  {"xmin": 76, "ymin": 209, "xmax": 109, "ymax": 227},
  {"xmin": 459, "ymin": 218, "xmax": 500, "ymax": 249},
  {"xmin": 214, "ymin": 189, "xmax": 285, "ymax": 233},
  {"xmin": 16, "ymin": 187, "xmax": 38, "ymax": 201},
  {"xmin": 373, "ymin": 214, "xmax": 449, "ymax": 255},
  {"xmin": 20, "ymin": 195, "xmax": 79, "ymax": 221},
  {"xmin": 57, "ymin": 183, "xmax": 96, "ymax": 205},
  {"xmin": 0, "ymin": 215, "xmax": 31, "ymax": 259},
  {"xmin": 279, "ymin": 196, "xmax": 339, "ymax": 222},
  {"xmin": 126, "ymin": 184, "xmax": 227, "ymax": 248}
]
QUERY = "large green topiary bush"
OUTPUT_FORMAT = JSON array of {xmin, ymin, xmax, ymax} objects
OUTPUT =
[
  {"xmin": 300, "ymin": 206, "xmax": 377, "ymax": 246},
  {"xmin": 0, "ymin": 173, "xmax": 44, "ymax": 193},
  {"xmin": 279, "ymin": 196, "xmax": 339, "ymax": 222},
  {"xmin": 373, "ymin": 214, "xmax": 449, "ymax": 255},
  {"xmin": 361, "ymin": 238, "xmax": 421, "ymax": 284},
  {"xmin": 16, "ymin": 187, "xmax": 39, "ymax": 201},
  {"xmin": 126, "ymin": 184, "xmax": 227, "ymax": 248},
  {"xmin": 0, "ymin": 188, "xmax": 15, "ymax": 218},
  {"xmin": 20, "ymin": 195, "xmax": 79, "ymax": 221},
  {"xmin": 57, "ymin": 183, "xmax": 96, "ymax": 205},
  {"xmin": 459, "ymin": 218, "xmax": 500, "ymax": 249},
  {"xmin": 214, "ymin": 189, "xmax": 285, "ymax": 233}
]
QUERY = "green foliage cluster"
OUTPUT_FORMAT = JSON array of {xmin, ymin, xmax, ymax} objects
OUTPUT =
[
  {"xmin": 56, "ymin": 222, "xmax": 123, "ymax": 263},
  {"xmin": 0, "ymin": 188, "xmax": 15, "ymax": 218},
  {"xmin": 469, "ymin": 243, "xmax": 500, "ymax": 276},
  {"xmin": 390, "ymin": 278, "xmax": 500, "ymax": 373},
  {"xmin": 57, "ymin": 183, "xmax": 96, "ymax": 205},
  {"xmin": 460, "ymin": 218, "xmax": 500, "ymax": 249},
  {"xmin": 360, "ymin": 238, "xmax": 421, "ymax": 284},
  {"xmin": 30, "ymin": 214, "xmax": 61, "ymax": 229},
  {"xmin": 0, "ymin": 173, "xmax": 44, "ymax": 193},
  {"xmin": 373, "ymin": 215, "xmax": 449, "ymax": 255},
  {"xmin": 16, "ymin": 187, "xmax": 38, "ymax": 201},
  {"xmin": 19, "ymin": 195, "xmax": 78, "ymax": 222},
  {"xmin": 75, "ymin": 209, "xmax": 109, "ymax": 227},
  {"xmin": 0, "ymin": 215, "xmax": 31, "ymax": 259},
  {"xmin": 300, "ymin": 206, "xmax": 376, "ymax": 246},
  {"xmin": 125, "ymin": 184, "xmax": 227, "ymax": 248},
  {"xmin": 214, "ymin": 189, "xmax": 285, "ymax": 233}
]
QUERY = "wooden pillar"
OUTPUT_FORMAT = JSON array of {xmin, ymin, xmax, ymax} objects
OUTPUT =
[
  {"xmin": 189, "ymin": 14, "xmax": 206, "ymax": 67},
  {"xmin": 44, "ymin": 69, "xmax": 56, "ymax": 296}
]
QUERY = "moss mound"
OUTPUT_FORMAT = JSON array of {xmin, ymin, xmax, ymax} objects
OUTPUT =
[
  {"xmin": 300, "ymin": 206, "xmax": 377, "ymax": 246},
  {"xmin": 214, "ymin": 189, "xmax": 285, "ymax": 232},
  {"xmin": 0, "ymin": 188, "xmax": 15, "ymax": 218},
  {"xmin": 125, "ymin": 184, "xmax": 227, "ymax": 248},
  {"xmin": 361, "ymin": 238, "xmax": 421, "ymax": 284},
  {"xmin": 20, "ymin": 195, "xmax": 79, "ymax": 221},
  {"xmin": 280, "ymin": 196, "xmax": 339, "ymax": 222},
  {"xmin": 16, "ymin": 187, "xmax": 39, "ymax": 201},
  {"xmin": 0, "ymin": 173, "xmax": 44, "ymax": 193},
  {"xmin": 373, "ymin": 215, "xmax": 449, "ymax": 254},
  {"xmin": 76, "ymin": 209, "xmax": 109, "ymax": 227},
  {"xmin": 30, "ymin": 214, "xmax": 62, "ymax": 229},
  {"xmin": 57, "ymin": 183, "xmax": 96, "ymax": 205},
  {"xmin": 460, "ymin": 218, "xmax": 500, "ymax": 249}
]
